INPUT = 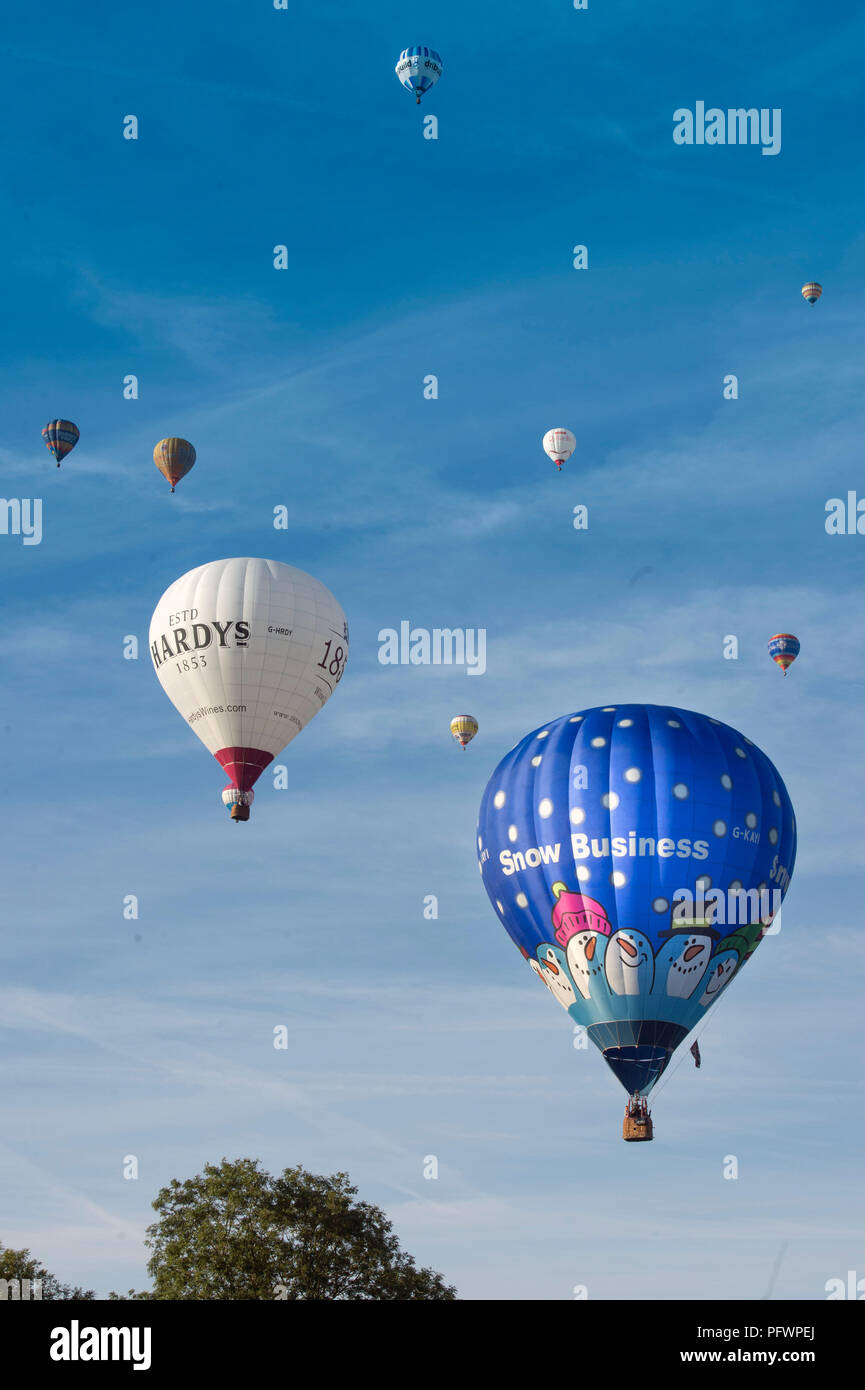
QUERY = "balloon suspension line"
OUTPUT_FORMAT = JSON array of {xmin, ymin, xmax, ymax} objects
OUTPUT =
[{"xmin": 651, "ymin": 987, "xmax": 736, "ymax": 1105}]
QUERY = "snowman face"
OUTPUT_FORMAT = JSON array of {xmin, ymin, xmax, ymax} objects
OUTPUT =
[
  {"xmin": 660, "ymin": 932, "xmax": 714, "ymax": 999},
  {"xmin": 565, "ymin": 930, "xmax": 608, "ymax": 1000},
  {"xmin": 698, "ymin": 951, "xmax": 739, "ymax": 1007},
  {"xmin": 604, "ymin": 930, "xmax": 654, "ymax": 996},
  {"xmin": 536, "ymin": 945, "xmax": 578, "ymax": 1012}
]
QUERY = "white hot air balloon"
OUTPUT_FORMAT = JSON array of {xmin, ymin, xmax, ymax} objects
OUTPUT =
[
  {"xmin": 542, "ymin": 428, "xmax": 576, "ymax": 471},
  {"xmin": 150, "ymin": 558, "xmax": 348, "ymax": 819}
]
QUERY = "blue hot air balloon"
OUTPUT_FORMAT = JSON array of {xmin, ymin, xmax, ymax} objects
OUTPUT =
[
  {"xmin": 768, "ymin": 633, "xmax": 800, "ymax": 675},
  {"xmin": 394, "ymin": 46, "xmax": 443, "ymax": 104},
  {"xmin": 477, "ymin": 704, "xmax": 796, "ymax": 1140},
  {"xmin": 42, "ymin": 419, "xmax": 79, "ymax": 466}
]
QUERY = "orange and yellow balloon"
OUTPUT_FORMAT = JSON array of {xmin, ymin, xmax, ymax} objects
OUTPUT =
[{"xmin": 154, "ymin": 437, "xmax": 196, "ymax": 493}]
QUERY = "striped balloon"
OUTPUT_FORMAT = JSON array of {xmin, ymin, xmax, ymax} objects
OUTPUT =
[
  {"xmin": 154, "ymin": 437, "xmax": 196, "ymax": 493},
  {"xmin": 42, "ymin": 420, "xmax": 79, "ymax": 466},
  {"xmin": 450, "ymin": 715, "xmax": 478, "ymax": 749},
  {"xmin": 395, "ymin": 46, "xmax": 443, "ymax": 103},
  {"xmin": 801, "ymin": 282, "xmax": 822, "ymax": 304},
  {"xmin": 768, "ymin": 633, "xmax": 800, "ymax": 674}
]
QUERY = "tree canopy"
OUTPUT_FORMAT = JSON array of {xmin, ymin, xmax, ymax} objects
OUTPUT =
[
  {"xmin": 122, "ymin": 1158, "xmax": 456, "ymax": 1300},
  {"xmin": 0, "ymin": 1243, "xmax": 94, "ymax": 1300}
]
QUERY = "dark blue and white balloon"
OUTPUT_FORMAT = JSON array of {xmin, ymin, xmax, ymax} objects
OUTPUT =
[{"xmin": 477, "ymin": 704, "xmax": 796, "ymax": 1098}]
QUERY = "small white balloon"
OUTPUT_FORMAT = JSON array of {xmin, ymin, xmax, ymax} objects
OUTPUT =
[{"xmin": 542, "ymin": 428, "xmax": 576, "ymax": 471}]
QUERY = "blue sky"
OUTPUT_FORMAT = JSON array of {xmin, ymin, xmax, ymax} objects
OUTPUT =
[{"xmin": 1, "ymin": 0, "xmax": 864, "ymax": 1299}]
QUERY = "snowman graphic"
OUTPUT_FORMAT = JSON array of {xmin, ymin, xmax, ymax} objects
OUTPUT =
[
  {"xmin": 532, "ymin": 943, "xmax": 579, "ymax": 1012},
  {"xmin": 651, "ymin": 921, "xmax": 719, "ymax": 1000},
  {"xmin": 697, "ymin": 949, "xmax": 739, "ymax": 1007},
  {"xmin": 604, "ymin": 929, "xmax": 655, "ymax": 996},
  {"xmin": 565, "ymin": 928, "xmax": 610, "ymax": 1001},
  {"xmin": 549, "ymin": 883, "xmax": 613, "ymax": 1002}
]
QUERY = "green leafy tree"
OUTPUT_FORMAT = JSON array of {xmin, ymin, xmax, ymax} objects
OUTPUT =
[
  {"xmin": 134, "ymin": 1158, "xmax": 456, "ymax": 1300},
  {"xmin": 0, "ymin": 1243, "xmax": 95, "ymax": 1299}
]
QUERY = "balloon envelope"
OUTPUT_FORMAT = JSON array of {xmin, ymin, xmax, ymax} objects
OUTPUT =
[
  {"xmin": 450, "ymin": 714, "xmax": 478, "ymax": 748},
  {"xmin": 150, "ymin": 558, "xmax": 348, "ymax": 810},
  {"xmin": 768, "ymin": 633, "xmax": 800, "ymax": 673},
  {"xmin": 154, "ymin": 437, "xmax": 196, "ymax": 492},
  {"xmin": 477, "ymin": 704, "xmax": 796, "ymax": 1096},
  {"xmin": 395, "ymin": 46, "xmax": 442, "ymax": 102},
  {"xmin": 42, "ymin": 420, "xmax": 79, "ymax": 464},
  {"xmin": 542, "ymin": 428, "xmax": 576, "ymax": 469},
  {"xmin": 801, "ymin": 282, "xmax": 822, "ymax": 304}
]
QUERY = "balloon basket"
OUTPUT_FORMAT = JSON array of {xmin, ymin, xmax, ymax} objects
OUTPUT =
[
  {"xmin": 622, "ymin": 1110, "xmax": 654, "ymax": 1142},
  {"xmin": 230, "ymin": 804, "xmax": 250, "ymax": 822}
]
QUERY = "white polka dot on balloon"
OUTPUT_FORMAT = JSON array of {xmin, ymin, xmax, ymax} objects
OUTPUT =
[
  {"xmin": 673, "ymin": 783, "xmax": 689, "ymax": 800},
  {"xmin": 713, "ymin": 820, "xmax": 727, "ymax": 836},
  {"xmin": 591, "ymin": 737, "xmax": 606, "ymax": 748},
  {"xmin": 508, "ymin": 825, "xmax": 518, "ymax": 842},
  {"xmin": 538, "ymin": 798, "xmax": 553, "ymax": 819},
  {"xmin": 494, "ymin": 790, "xmax": 506, "ymax": 808},
  {"xmin": 624, "ymin": 767, "xmax": 641, "ymax": 783},
  {"xmin": 601, "ymin": 792, "xmax": 619, "ymax": 809},
  {"xmin": 577, "ymin": 865, "xmax": 591, "ymax": 882}
]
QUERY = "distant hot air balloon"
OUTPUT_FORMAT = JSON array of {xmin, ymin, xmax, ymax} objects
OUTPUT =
[
  {"xmin": 150, "ymin": 558, "xmax": 348, "ymax": 819},
  {"xmin": 477, "ymin": 704, "xmax": 796, "ymax": 1140},
  {"xmin": 450, "ymin": 715, "xmax": 478, "ymax": 750},
  {"xmin": 395, "ymin": 46, "xmax": 442, "ymax": 104},
  {"xmin": 222, "ymin": 786, "xmax": 254, "ymax": 823},
  {"xmin": 801, "ymin": 282, "xmax": 822, "ymax": 304},
  {"xmin": 42, "ymin": 420, "xmax": 79, "ymax": 466},
  {"xmin": 542, "ymin": 428, "xmax": 576, "ymax": 472},
  {"xmin": 768, "ymin": 633, "xmax": 800, "ymax": 675},
  {"xmin": 154, "ymin": 437, "xmax": 196, "ymax": 493}
]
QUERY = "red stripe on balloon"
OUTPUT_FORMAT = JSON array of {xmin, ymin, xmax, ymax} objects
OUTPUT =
[{"xmin": 214, "ymin": 747, "xmax": 274, "ymax": 792}]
